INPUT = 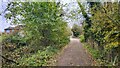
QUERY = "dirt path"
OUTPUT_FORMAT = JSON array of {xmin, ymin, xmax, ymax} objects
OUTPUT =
[{"xmin": 55, "ymin": 38, "xmax": 93, "ymax": 66}]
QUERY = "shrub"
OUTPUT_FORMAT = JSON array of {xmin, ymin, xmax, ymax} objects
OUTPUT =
[
  {"xmin": 71, "ymin": 24, "xmax": 82, "ymax": 37},
  {"xmin": 79, "ymin": 35, "xmax": 85, "ymax": 42}
]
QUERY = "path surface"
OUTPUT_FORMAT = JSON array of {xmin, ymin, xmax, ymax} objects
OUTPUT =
[{"xmin": 56, "ymin": 38, "xmax": 93, "ymax": 66}]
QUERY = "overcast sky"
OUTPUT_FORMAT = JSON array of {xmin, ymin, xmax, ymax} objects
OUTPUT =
[
  {"xmin": 0, "ymin": 0, "xmax": 83, "ymax": 32},
  {"xmin": 1, "ymin": 0, "xmax": 119, "ymax": 32},
  {"xmin": 0, "ymin": 0, "xmax": 96, "ymax": 32},
  {"xmin": 0, "ymin": 1, "xmax": 11, "ymax": 32}
]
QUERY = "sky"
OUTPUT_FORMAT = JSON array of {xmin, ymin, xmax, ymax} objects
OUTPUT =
[
  {"xmin": 0, "ymin": 1, "xmax": 11, "ymax": 32},
  {"xmin": 1, "ymin": 0, "xmax": 119, "ymax": 32},
  {"xmin": 0, "ymin": 0, "xmax": 85, "ymax": 32}
]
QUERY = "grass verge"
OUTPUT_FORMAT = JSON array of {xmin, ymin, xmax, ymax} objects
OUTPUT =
[
  {"xmin": 82, "ymin": 43, "xmax": 117, "ymax": 66},
  {"xmin": 82, "ymin": 43, "xmax": 100, "ymax": 66},
  {"xmin": 0, "ymin": 36, "xmax": 2, "ymax": 42}
]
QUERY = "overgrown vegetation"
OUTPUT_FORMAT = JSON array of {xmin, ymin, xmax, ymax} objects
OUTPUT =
[
  {"xmin": 1, "ymin": 1, "xmax": 119, "ymax": 66},
  {"xmin": 78, "ymin": 2, "xmax": 119, "ymax": 66},
  {"xmin": 79, "ymin": 35, "xmax": 85, "ymax": 42},
  {"xmin": 71, "ymin": 24, "xmax": 82, "ymax": 37},
  {"xmin": 2, "ymin": 2, "xmax": 71, "ymax": 66},
  {"xmin": 18, "ymin": 46, "xmax": 61, "ymax": 66},
  {"xmin": 0, "ymin": 36, "xmax": 2, "ymax": 42}
]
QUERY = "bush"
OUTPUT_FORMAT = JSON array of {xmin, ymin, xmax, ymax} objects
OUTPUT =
[
  {"xmin": 71, "ymin": 24, "xmax": 82, "ymax": 37},
  {"xmin": 79, "ymin": 35, "xmax": 85, "ymax": 42},
  {"xmin": 3, "ymin": 2, "xmax": 70, "ymax": 66},
  {"xmin": 18, "ymin": 46, "xmax": 59, "ymax": 66}
]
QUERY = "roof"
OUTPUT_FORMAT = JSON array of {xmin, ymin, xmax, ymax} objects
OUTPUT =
[
  {"xmin": 4, "ymin": 27, "xmax": 15, "ymax": 30},
  {"xmin": 4, "ymin": 25, "xmax": 25, "ymax": 30}
]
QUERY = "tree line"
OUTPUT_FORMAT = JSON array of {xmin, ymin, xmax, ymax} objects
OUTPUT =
[{"xmin": 78, "ymin": 1, "xmax": 119, "ymax": 65}]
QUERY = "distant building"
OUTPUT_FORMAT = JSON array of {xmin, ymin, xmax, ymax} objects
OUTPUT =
[{"xmin": 4, "ymin": 25, "xmax": 25, "ymax": 34}]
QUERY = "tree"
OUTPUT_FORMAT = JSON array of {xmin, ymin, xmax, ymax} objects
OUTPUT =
[
  {"xmin": 71, "ymin": 24, "xmax": 82, "ymax": 37},
  {"xmin": 77, "ymin": 1, "xmax": 119, "ymax": 65},
  {"xmin": 3, "ymin": 2, "xmax": 70, "ymax": 66},
  {"xmin": 5, "ymin": 2, "xmax": 70, "ymax": 46},
  {"xmin": 77, "ymin": 1, "xmax": 92, "ymax": 41}
]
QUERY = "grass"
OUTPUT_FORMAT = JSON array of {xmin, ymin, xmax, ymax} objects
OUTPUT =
[
  {"xmin": 79, "ymin": 35, "xmax": 101, "ymax": 61},
  {"xmin": 82, "ymin": 43, "xmax": 116, "ymax": 66},
  {"xmin": 0, "ymin": 36, "xmax": 2, "ymax": 42},
  {"xmin": 83, "ymin": 43, "xmax": 101, "ymax": 59},
  {"xmin": 82, "ymin": 43, "xmax": 103, "ymax": 66},
  {"xmin": 79, "ymin": 35, "xmax": 118, "ymax": 66}
]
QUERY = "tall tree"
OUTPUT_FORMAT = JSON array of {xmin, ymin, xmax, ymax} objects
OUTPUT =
[
  {"xmin": 77, "ymin": 1, "xmax": 92, "ymax": 41},
  {"xmin": 5, "ymin": 2, "xmax": 70, "ymax": 46}
]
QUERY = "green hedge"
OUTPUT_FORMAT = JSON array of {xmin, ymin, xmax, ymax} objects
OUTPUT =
[{"xmin": 79, "ymin": 35, "xmax": 85, "ymax": 42}]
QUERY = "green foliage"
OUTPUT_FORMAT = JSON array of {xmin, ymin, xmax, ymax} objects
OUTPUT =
[
  {"xmin": 0, "ymin": 36, "xmax": 2, "ymax": 42},
  {"xmin": 78, "ymin": 2, "xmax": 119, "ymax": 66},
  {"xmin": 84, "ymin": 43, "xmax": 101, "ymax": 59},
  {"xmin": 18, "ymin": 46, "xmax": 59, "ymax": 66},
  {"xmin": 84, "ymin": 43, "xmax": 111, "ymax": 66},
  {"xmin": 77, "ymin": 1, "xmax": 92, "ymax": 41},
  {"xmin": 79, "ymin": 35, "xmax": 85, "ymax": 42},
  {"xmin": 3, "ymin": 34, "xmax": 27, "ymax": 47},
  {"xmin": 90, "ymin": 2, "xmax": 119, "ymax": 50},
  {"xmin": 71, "ymin": 24, "xmax": 82, "ymax": 37},
  {"xmin": 3, "ymin": 2, "xmax": 70, "ymax": 66}
]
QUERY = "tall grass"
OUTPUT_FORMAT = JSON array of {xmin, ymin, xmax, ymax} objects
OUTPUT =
[{"xmin": 0, "ymin": 36, "xmax": 2, "ymax": 42}]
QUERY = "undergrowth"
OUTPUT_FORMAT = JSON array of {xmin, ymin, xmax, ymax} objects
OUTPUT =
[
  {"xmin": 17, "ymin": 46, "xmax": 61, "ymax": 66},
  {"xmin": 83, "ymin": 43, "xmax": 117, "ymax": 66}
]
